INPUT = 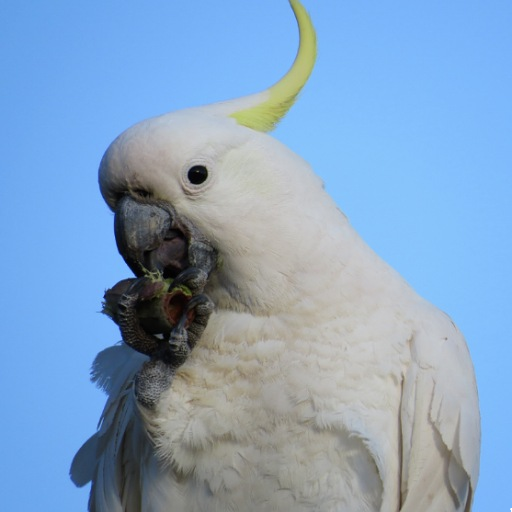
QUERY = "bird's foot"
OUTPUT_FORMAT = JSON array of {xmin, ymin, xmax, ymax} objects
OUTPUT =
[{"xmin": 109, "ymin": 268, "xmax": 214, "ymax": 408}]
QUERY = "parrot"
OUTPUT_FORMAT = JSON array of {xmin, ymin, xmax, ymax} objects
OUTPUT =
[{"xmin": 71, "ymin": 1, "xmax": 480, "ymax": 511}]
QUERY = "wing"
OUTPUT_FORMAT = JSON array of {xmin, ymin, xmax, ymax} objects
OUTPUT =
[
  {"xmin": 70, "ymin": 344, "xmax": 152, "ymax": 512},
  {"xmin": 399, "ymin": 310, "xmax": 480, "ymax": 512}
]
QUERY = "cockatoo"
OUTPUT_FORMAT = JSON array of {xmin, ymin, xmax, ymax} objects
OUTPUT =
[{"xmin": 71, "ymin": 1, "xmax": 480, "ymax": 511}]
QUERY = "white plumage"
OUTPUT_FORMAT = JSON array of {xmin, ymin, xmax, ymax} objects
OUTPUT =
[{"xmin": 71, "ymin": 2, "xmax": 480, "ymax": 510}]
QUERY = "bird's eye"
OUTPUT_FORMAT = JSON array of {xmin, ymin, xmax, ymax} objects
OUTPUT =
[{"xmin": 187, "ymin": 165, "xmax": 208, "ymax": 185}]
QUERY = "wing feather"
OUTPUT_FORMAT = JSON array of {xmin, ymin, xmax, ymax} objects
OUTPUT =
[
  {"xmin": 400, "ymin": 313, "xmax": 480, "ymax": 512},
  {"xmin": 70, "ymin": 344, "xmax": 151, "ymax": 512}
]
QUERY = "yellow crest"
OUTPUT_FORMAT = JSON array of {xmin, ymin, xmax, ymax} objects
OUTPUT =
[{"xmin": 230, "ymin": 0, "xmax": 317, "ymax": 132}]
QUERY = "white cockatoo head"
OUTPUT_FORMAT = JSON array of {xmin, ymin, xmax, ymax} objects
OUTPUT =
[{"xmin": 98, "ymin": 0, "xmax": 348, "ymax": 315}]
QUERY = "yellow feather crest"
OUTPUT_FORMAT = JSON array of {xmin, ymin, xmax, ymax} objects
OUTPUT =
[{"xmin": 230, "ymin": 0, "xmax": 317, "ymax": 132}]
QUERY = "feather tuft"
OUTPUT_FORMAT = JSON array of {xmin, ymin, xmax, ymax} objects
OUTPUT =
[{"xmin": 230, "ymin": 0, "xmax": 317, "ymax": 132}]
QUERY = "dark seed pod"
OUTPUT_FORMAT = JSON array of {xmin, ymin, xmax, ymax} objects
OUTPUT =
[{"xmin": 102, "ymin": 276, "xmax": 194, "ymax": 336}]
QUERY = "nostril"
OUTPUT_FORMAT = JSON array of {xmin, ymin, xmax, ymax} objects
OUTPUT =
[
  {"xmin": 133, "ymin": 189, "xmax": 151, "ymax": 200},
  {"xmin": 114, "ymin": 192, "xmax": 126, "ymax": 205}
]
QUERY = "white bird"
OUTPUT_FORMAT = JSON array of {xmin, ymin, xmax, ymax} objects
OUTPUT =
[{"xmin": 71, "ymin": 1, "xmax": 480, "ymax": 510}]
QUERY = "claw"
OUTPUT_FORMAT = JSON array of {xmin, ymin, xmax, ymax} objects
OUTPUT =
[
  {"xmin": 188, "ymin": 239, "xmax": 217, "ymax": 276},
  {"xmin": 186, "ymin": 294, "xmax": 214, "ymax": 322},
  {"xmin": 171, "ymin": 267, "xmax": 208, "ymax": 295},
  {"xmin": 181, "ymin": 293, "xmax": 214, "ymax": 349},
  {"xmin": 166, "ymin": 326, "xmax": 191, "ymax": 365},
  {"xmin": 174, "ymin": 213, "xmax": 217, "ymax": 276}
]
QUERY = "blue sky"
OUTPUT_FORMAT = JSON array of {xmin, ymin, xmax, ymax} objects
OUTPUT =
[{"xmin": 1, "ymin": 1, "xmax": 511, "ymax": 510}]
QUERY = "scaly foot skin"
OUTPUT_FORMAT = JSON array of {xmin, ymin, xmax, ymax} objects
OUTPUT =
[
  {"xmin": 117, "ymin": 277, "xmax": 163, "ymax": 356},
  {"xmin": 117, "ymin": 269, "xmax": 214, "ymax": 409}
]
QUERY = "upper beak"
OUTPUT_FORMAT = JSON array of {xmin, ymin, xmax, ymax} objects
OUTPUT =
[{"xmin": 114, "ymin": 195, "xmax": 189, "ymax": 278}]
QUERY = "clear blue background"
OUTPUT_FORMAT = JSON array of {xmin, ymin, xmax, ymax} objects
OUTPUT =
[{"xmin": 1, "ymin": 1, "xmax": 510, "ymax": 510}]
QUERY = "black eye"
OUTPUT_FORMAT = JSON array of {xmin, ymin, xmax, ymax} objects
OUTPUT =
[{"xmin": 187, "ymin": 165, "xmax": 208, "ymax": 185}]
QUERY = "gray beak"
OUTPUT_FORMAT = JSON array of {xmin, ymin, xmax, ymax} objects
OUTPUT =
[{"xmin": 114, "ymin": 195, "xmax": 189, "ymax": 278}]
